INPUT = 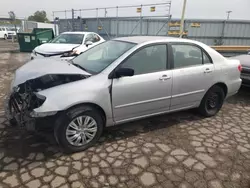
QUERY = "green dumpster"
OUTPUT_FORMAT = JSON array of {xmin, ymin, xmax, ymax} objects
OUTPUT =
[{"xmin": 17, "ymin": 28, "xmax": 54, "ymax": 52}]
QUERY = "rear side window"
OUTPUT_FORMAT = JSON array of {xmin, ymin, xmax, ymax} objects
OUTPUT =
[{"xmin": 172, "ymin": 44, "xmax": 203, "ymax": 69}]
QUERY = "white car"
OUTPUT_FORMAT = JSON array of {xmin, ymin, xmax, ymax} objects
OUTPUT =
[
  {"xmin": 7, "ymin": 27, "xmax": 20, "ymax": 39},
  {"xmin": 0, "ymin": 27, "xmax": 8, "ymax": 40},
  {"xmin": 31, "ymin": 32, "xmax": 105, "ymax": 61}
]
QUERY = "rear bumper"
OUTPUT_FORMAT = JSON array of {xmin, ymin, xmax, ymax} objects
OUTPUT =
[{"xmin": 226, "ymin": 78, "xmax": 242, "ymax": 98}]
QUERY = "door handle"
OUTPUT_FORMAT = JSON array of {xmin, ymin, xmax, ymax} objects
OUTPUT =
[
  {"xmin": 204, "ymin": 68, "xmax": 213, "ymax": 73},
  {"xmin": 159, "ymin": 75, "xmax": 171, "ymax": 81}
]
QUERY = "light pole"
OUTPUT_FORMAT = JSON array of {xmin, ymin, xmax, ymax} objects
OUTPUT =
[
  {"xmin": 180, "ymin": 0, "xmax": 187, "ymax": 38},
  {"xmin": 226, "ymin": 11, "xmax": 232, "ymax": 20}
]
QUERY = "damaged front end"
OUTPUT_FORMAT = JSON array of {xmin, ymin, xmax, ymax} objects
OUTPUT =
[{"xmin": 6, "ymin": 74, "xmax": 87, "ymax": 130}]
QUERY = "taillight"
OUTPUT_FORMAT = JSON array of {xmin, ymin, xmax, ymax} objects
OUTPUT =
[{"xmin": 238, "ymin": 64, "xmax": 242, "ymax": 72}]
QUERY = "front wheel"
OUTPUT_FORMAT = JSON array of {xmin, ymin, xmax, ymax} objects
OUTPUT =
[
  {"xmin": 4, "ymin": 34, "xmax": 7, "ymax": 40},
  {"xmin": 198, "ymin": 85, "xmax": 225, "ymax": 117},
  {"xmin": 54, "ymin": 106, "xmax": 104, "ymax": 153}
]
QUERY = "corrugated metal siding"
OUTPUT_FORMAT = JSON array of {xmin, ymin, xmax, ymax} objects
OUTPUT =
[
  {"xmin": 57, "ymin": 18, "xmax": 250, "ymax": 46},
  {"xmin": 186, "ymin": 22, "xmax": 223, "ymax": 37}
]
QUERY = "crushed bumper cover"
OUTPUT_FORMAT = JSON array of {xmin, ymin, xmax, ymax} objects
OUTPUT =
[{"xmin": 4, "ymin": 93, "xmax": 36, "ymax": 130}]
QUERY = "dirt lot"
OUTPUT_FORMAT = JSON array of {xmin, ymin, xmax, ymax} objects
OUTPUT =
[
  {"xmin": 0, "ymin": 51, "xmax": 250, "ymax": 188},
  {"xmin": 0, "ymin": 40, "xmax": 19, "ymax": 53}
]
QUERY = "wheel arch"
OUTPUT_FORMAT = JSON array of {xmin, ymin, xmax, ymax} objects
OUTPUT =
[
  {"xmin": 212, "ymin": 82, "xmax": 228, "ymax": 96},
  {"xmin": 199, "ymin": 82, "xmax": 228, "ymax": 106},
  {"xmin": 65, "ymin": 102, "xmax": 107, "ymax": 125}
]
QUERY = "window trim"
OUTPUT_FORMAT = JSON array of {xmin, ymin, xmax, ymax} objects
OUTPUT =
[
  {"xmin": 109, "ymin": 43, "xmax": 170, "ymax": 79},
  {"xmin": 169, "ymin": 42, "xmax": 213, "ymax": 70}
]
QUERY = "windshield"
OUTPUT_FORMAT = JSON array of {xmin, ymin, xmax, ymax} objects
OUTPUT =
[
  {"xmin": 72, "ymin": 40, "xmax": 136, "ymax": 74},
  {"xmin": 50, "ymin": 33, "xmax": 84, "ymax": 44},
  {"xmin": 7, "ymin": 28, "xmax": 15, "ymax": 31}
]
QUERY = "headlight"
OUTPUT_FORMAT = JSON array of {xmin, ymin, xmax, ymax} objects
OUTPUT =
[
  {"xmin": 32, "ymin": 50, "xmax": 37, "ymax": 56},
  {"xmin": 61, "ymin": 50, "xmax": 80, "ymax": 57},
  {"xmin": 35, "ymin": 93, "xmax": 46, "ymax": 101},
  {"xmin": 10, "ymin": 74, "xmax": 16, "ymax": 92}
]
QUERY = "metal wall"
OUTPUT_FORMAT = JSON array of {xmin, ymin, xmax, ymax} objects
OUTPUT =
[{"xmin": 56, "ymin": 18, "xmax": 250, "ymax": 45}]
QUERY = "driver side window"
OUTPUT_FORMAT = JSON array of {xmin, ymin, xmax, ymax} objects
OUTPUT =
[{"xmin": 120, "ymin": 44, "xmax": 167, "ymax": 75}]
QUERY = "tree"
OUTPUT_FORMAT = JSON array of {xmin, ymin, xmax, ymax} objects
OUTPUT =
[
  {"xmin": 28, "ymin": 11, "xmax": 49, "ymax": 23},
  {"xmin": 8, "ymin": 11, "xmax": 19, "ymax": 40}
]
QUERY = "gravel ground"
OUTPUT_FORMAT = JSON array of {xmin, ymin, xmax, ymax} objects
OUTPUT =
[{"xmin": 0, "ymin": 52, "xmax": 250, "ymax": 188}]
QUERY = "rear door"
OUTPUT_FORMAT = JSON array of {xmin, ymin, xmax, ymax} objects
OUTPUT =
[
  {"xmin": 170, "ymin": 43, "xmax": 215, "ymax": 110},
  {"xmin": 112, "ymin": 44, "xmax": 173, "ymax": 122}
]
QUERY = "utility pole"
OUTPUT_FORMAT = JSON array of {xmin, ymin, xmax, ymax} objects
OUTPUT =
[
  {"xmin": 140, "ymin": 4, "xmax": 143, "ymax": 35},
  {"xmin": 104, "ymin": 8, "xmax": 107, "ymax": 17},
  {"xmin": 226, "ymin": 11, "xmax": 232, "ymax": 20},
  {"xmin": 179, "ymin": 0, "xmax": 187, "ymax": 38},
  {"xmin": 72, "ymin": 9, "xmax": 75, "ymax": 31}
]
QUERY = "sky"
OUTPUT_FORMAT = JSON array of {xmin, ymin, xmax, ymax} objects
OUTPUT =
[{"xmin": 1, "ymin": 0, "xmax": 250, "ymax": 20}]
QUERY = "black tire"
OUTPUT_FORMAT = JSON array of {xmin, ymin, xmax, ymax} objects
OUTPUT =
[
  {"xmin": 198, "ymin": 85, "xmax": 225, "ymax": 117},
  {"xmin": 4, "ymin": 34, "xmax": 7, "ymax": 40},
  {"xmin": 54, "ymin": 105, "xmax": 104, "ymax": 153},
  {"xmin": 9, "ymin": 118, "xmax": 17, "ymax": 127}
]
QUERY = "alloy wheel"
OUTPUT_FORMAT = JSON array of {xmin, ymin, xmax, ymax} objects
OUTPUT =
[{"xmin": 66, "ymin": 115, "xmax": 98, "ymax": 146}]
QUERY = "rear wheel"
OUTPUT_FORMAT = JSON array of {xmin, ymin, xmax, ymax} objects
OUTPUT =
[
  {"xmin": 54, "ymin": 105, "xmax": 104, "ymax": 153},
  {"xmin": 198, "ymin": 85, "xmax": 225, "ymax": 117}
]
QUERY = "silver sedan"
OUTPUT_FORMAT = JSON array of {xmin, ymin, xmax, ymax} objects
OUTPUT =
[{"xmin": 6, "ymin": 36, "xmax": 242, "ymax": 153}]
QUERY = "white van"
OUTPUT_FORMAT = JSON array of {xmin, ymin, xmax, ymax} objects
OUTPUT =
[{"xmin": 0, "ymin": 27, "xmax": 8, "ymax": 40}]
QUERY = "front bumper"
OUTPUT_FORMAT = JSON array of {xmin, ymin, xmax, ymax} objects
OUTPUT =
[
  {"xmin": 4, "ymin": 93, "xmax": 36, "ymax": 130},
  {"xmin": 7, "ymin": 34, "xmax": 16, "ymax": 39},
  {"xmin": 4, "ymin": 92, "xmax": 57, "ymax": 131},
  {"xmin": 31, "ymin": 53, "xmax": 75, "ymax": 61}
]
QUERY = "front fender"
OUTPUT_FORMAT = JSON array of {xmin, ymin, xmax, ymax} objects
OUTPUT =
[{"xmin": 33, "ymin": 77, "xmax": 113, "ymax": 119}]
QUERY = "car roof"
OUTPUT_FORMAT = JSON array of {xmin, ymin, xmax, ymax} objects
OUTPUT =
[
  {"xmin": 61, "ymin": 32, "xmax": 93, "ymax": 35},
  {"xmin": 113, "ymin": 36, "xmax": 198, "ymax": 44}
]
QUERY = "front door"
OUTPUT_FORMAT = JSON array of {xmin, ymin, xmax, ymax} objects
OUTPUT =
[
  {"xmin": 170, "ymin": 43, "xmax": 215, "ymax": 110},
  {"xmin": 111, "ymin": 44, "xmax": 173, "ymax": 123},
  {"xmin": 0, "ymin": 28, "xmax": 3, "ymax": 38}
]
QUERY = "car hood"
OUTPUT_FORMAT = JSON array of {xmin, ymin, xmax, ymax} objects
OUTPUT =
[
  {"xmin": 35, "ymin": 43, "xmax": 80, "ymax": 54},
  {"xmin": 230, "ymin": 55, "xmax": 250, "ymax": 67},
  {"xmin": 13, "ymin": 58, "xmax": 91, "ymax": 87},
  {"xmin": 8, "ymin": 31, "xmax": 16, "ymax": 34}
]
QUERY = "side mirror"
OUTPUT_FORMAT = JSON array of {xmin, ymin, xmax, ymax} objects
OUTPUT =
[
  {"xmin": 85, "ymin": 41, "xmax": 93, "ymax": 47},
  {"xmin": 112, "ymin": 68, "xmax": 134, "ymax": 79}
]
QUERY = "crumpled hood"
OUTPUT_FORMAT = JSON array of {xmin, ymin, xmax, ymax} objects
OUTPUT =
[
  {"xmin": 230, "ymin": 55, "xmax": 250, "ymax": 67},
  {"xmin": 35, "ymin": 43, "xmax": 80, "ymax": 54},
  {"xmin": 13, "ymin": 59, "xmax": 90, "ymax": 87}
]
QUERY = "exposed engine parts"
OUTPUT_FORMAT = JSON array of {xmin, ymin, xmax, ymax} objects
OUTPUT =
[
  {"xmin": 8, "ymin": 74, "xmax": 87, "ymax": 128},
  {"xmin": 18, "ymin": 74, "xmax": 87, "ymax": 92}
]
